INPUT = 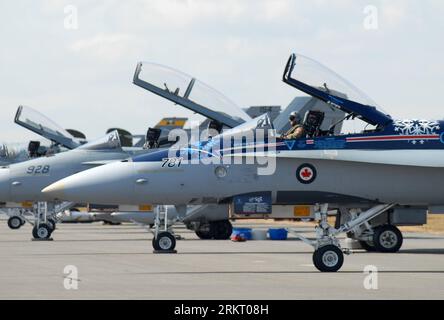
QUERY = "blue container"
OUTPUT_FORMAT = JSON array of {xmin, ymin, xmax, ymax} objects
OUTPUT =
[
  {"xmin": 231, "ymin": 228, "xmax": 253, "ymax": 240},
  {"xmin": 268, "ymin": 228, "xmax": 288, "ymax": 240}
]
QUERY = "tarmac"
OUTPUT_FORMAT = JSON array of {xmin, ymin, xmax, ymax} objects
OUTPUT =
[{"xmin": 1, "ymin": 215, "xmax": 444, "ymax": 299}]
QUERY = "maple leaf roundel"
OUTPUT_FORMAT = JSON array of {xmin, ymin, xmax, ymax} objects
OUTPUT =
[{"xmin": 296, "ymin": 163, "xmax": 317, "ymax": 184}]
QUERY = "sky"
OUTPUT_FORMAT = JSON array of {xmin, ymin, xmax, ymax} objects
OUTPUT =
[{"xmin": 0, "ymin": 0, "xmax": 443, "ymax": 143}]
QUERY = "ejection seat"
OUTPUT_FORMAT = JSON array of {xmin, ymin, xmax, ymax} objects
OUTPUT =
[{"xmin": 302, "ymin": 110, "xmax": 325, "ymax": 138}]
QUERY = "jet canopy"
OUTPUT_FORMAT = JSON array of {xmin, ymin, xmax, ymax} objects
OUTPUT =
[
  {"xmin": 133, "ymin": 62, "xmax": 251, "ymax": 128},
  {"xmin": 77, "ymin": 131, "xmax": 121, "ymax": 151},
  {"xmin": 15, "ymin": 105, "xmax": 80, "ymax": 149},
  {"xmin": 283, "ymin": 54, "xmax": 392, "ymax": 127}
]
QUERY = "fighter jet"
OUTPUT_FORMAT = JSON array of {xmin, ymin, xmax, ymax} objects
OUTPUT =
[
  {"xmin": 1, "ymin": 105, "xmax": 192, "ymax": 238},
  {"xmin": 3, "ymin": 103, "xmax": 253, "ymax": 240},
  {"xmin": 43, "ymin": 53, "xmax": 444, "ymax": 272}
]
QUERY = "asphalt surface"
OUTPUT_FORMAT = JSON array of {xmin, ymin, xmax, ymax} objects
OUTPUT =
[{"xmin": 1, "ymin": 216, "xmax": 444, "ymax": 299}]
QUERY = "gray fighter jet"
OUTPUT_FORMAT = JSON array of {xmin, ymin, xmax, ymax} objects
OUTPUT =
[
  {"xmin": 43, "ymin": 53, "xmax": 444, "ymax": 272},
  {"xmin": 2, "ymin": 103, "xmax": 254, "ymax": 240},
  {"xmin": 1, "ymin": 105, "xmax": 194, "ymax": 238}
]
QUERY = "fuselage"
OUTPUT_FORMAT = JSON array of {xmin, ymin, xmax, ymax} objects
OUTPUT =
[
  {"xmin": 42, "ymin": 119, "xmax": 444, "ymax": 207},
  {"xmin": 0, "ymin": 148, "xmax": 139, "ymax": 203}
]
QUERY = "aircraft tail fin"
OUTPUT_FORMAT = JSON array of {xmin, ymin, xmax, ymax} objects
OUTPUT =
[{"xmin": 154, "ymin": 117, "xmax": 187, "ymax": 130}]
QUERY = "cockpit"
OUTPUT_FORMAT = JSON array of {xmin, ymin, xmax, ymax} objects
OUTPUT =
[{"xmin": 281, "ymin": 54, "xmax": 393, "ymax": 139}]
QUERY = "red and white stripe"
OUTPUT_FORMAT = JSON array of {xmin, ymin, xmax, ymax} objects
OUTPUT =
[{"xmin": 346, "ymin": 134, "xmax": 440, "ymax": 143}]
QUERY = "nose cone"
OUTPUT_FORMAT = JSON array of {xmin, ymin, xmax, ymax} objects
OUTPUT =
[
  {"xmin": 42, "ymin": 161, "xmax": 135, "ymax": 204},
  {"xmin": 0, "ymin": 167, "xmax": 10, "ymax": 201}
]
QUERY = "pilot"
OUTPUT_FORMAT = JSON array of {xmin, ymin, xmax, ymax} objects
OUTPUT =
[{"xmin": 281, "ymin": 112, "xmax": 305, "ymax": 139}]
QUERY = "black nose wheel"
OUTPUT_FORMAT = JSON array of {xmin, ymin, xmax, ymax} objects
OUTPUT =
[
  {"xmin": 373, "ymin": 225, "xmax": 403, "ymax": 253},
  {"xmin": 152, "ymin": 232, "xmax": 176, "ymax": 252},
  {"xmin": 32, "ymin": 223, "xmax": 53, "ymax": 240},
  {"xmin": 313, "ymin": 245, "xmax": 344, "ymax": 272},
  {"xmin": 7, "ymin": 216, "xmax": 23, "ymax": 230}
]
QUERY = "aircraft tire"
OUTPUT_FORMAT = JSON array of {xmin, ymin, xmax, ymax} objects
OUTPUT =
[
  {"xmin": 372, "ymin": 225, "xmax": 403, "ymax": 253},
  {"xmin": 32, "ymin": 224, "xmax": 52, "ymax": 240},
  {"xmin": 47, "ymin": 218, "xmax": 57, "ymax": 231},
  {"xmin": 152, "ymin": 232, "xmax": 176, "ymax": 251},
  {"xmin": 7, "ymin": 216, "xmax": 22, "ymax": 230},
  {"xmin": 213, "ymin": 220, "xmax": 233, "ymax": 240},
  {"xmin": 312, "ymin": 245, "xmax": 344, "ymax": 272},
  {"xmin": 359, "ymin": 240, "xmax": 377, "ymax": 252},
  {"xmin": 195, "ymin": 223, "xmax": 214, "ymax": 239},
  {"xmin": 195, "ymin": 229, "xmax": 213, "ymax": 239}
]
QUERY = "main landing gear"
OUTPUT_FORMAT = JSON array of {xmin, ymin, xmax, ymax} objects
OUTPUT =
[
  {"xmin": 30, "ymin": 201, "xmax": 73, "ymax": 240},
  {"xmin": 289, "ymin": 203, "xmax": 396, "ymax": 272},
  {"xmin": 342, "ymin": 208, "xmax": 404, "ymax": 253},
  {"xmin": 195, "ymin": 220, "xmax": 233, "ymax": 240},
  {"xmin": 372, "ymin": 224, "xmax": 403, "ymax": 253}
]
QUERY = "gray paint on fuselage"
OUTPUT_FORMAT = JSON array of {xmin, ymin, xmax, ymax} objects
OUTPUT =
[
  {"xmin": 43, "ymin": 155, "xmax": 444, "ymax": 207},
  {"xmin": 0, "ymin": 148, "xmax": 138, "ymax": 203}
]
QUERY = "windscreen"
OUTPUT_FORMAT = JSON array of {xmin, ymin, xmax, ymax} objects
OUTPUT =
[
  {"xmin": 216, "ymin": 113, "xmax": 276, "ymax": 140},
  {"xmin": 77, "ymin": 131, "xmax": 122, "ymax": 151}
]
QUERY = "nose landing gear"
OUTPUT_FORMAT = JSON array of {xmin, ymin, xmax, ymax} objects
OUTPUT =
[
  {"xmin": 313, "ymin": 245, "xmax": 344, "ymax": 272},
  {"xmin": 151, "ymin": 206, "xmax": 177, "ymax": 253},
  {"xmin": 32, "ymin": 223, "xmax": 53, "ymax": 240}
]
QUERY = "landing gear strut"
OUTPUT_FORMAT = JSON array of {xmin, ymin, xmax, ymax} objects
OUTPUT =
[
  {"xmin": 32, "ymin": 202, "xmax": 54, "ymax": 240},
  {"xmin": 151, "ymin": 206, "xmax": 177, "ymax": 253},
  {"xmin": 341, "ymin": 207, "xmax": 404, "ymax": 253}
]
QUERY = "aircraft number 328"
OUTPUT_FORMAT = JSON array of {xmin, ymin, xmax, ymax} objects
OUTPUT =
[{"xmin": 27, "ymin": 165, "xmax": 50, "ymax": 174}]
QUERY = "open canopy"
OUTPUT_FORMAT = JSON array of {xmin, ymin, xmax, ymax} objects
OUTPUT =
[
  {"xmin": 283, "ymin": 54, "xmax": 393, "ymax": 127},
  {"xmin": 15, "ymin": 105, "xmax": 80, "ymax": 149},
  {"xmin": 133, "ymin": 62, "xmax": 251, "ymax": 128}
]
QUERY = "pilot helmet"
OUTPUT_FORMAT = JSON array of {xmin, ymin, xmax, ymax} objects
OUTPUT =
[{"xmin": 289, "ymin": 111, "xmax": 300, "ymax": 122}]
